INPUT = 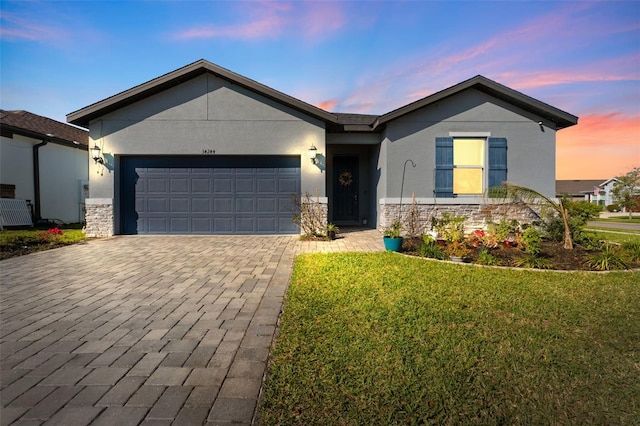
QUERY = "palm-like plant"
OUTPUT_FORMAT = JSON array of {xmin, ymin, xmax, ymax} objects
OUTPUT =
[{"xmin": 488, "ymin": 183, "xmax": 574, "ymax": 250}]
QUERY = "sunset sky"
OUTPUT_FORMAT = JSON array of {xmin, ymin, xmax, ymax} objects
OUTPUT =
[{"xmin": 1, "ymin": 1, "xmax": 638, "ymax": 179}]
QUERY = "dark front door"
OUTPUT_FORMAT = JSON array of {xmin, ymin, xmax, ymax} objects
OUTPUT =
[{"xmin": 333, "ymin": 155, "xmax": 359, "ymax": 222}]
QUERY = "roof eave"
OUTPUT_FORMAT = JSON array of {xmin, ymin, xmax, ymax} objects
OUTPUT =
[
  {"xmin": 0, "ymin": 123, "xmax": 88, "ymax": 149},
  {"xmin": 67, "ymin": 59, "xmax": 337, "ymax": 127},
  {"xmin": 374, "ymin": 75, "xmax": 578, "ymax": 130}
]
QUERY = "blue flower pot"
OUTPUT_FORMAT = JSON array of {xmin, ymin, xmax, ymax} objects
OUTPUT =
[{"xmin": 383, "ymin": 237, "xmax": 403, "ymax": 252}]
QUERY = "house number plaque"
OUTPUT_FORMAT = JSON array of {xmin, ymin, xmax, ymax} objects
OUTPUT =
[{"xmin": 202, "ymin": 149, "xmax": 216, "ymax": 155}]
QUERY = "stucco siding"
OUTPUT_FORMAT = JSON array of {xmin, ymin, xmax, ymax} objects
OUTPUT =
[
  {"xmin": 39, "ymin": 143, "xmax": 87, "ymax": 223},
  {"xmin": 0, "ymin": 134, "xmax": 34, "ymax": 202},
  {"xmin": 383, "ymin": 88, "xmax": 557, "ymax": 199},
  {"xmin": 0, "ymin": 134, "xmax": 87, "ymax": 223},
  {"xmin": 88, "ymin": 73, "xmax": 326, "ymax": 201}
]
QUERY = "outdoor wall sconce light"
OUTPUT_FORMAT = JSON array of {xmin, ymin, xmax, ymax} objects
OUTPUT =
[
  {"xmin": 90, "ymin": 145, "xmax": 104, "ymax": 165},
  {"xmin": 308, "ymin": 144, "xmax": 318, "ymax": 164}
]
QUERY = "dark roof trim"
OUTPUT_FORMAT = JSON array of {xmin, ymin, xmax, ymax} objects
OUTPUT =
[
  {"xmin": 67, "ymin": 59, "xmax": 338, "ymax": 127},
  {"xmin": 1, "ymin": 123, "xmax": 88, "ymax": 150},
  {"xmin": 375, "ymin": 75, "xmax": 579, "ymax": 130}
]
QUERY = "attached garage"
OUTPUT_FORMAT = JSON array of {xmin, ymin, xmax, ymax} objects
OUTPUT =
[{"xmin": 120, "ymin": 156, "xmax": 300, "ymax": 234}]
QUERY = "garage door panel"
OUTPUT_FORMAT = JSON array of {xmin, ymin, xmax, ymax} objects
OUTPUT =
[
  {"xmin": 170, "ymin": 218, "xmax": 189, "ymax": 233},
  {"xmin": 148, "ymin": 179, "xmax": 168, "ymax": 193},
  {"xmin": 170, "ymin": 178, "xmax": 189, "ymax": 193},
  {"xmin": 236, "ymin": 179, "xmax": 254, "ymax": 193},
  {"xmin": 192, "ymin": 218, "xmax": 211, "ymax": 232},
  {"xmin": 257, "ymin": 217, "xmax": 276, "ymax": 232},
  {"xmin": 257, "ymin": 198, "xmax": 276, "ymax": 213},
  {"xmin": 235, "ymin": 217, "xmax": 255, "ymax": 233},
  {"xmin": 170, "ymin": 198, "xmax": 189, "ymax": 213},
  {"xmin": 192, "ymin": 198, "xmax": 211, "ymax": 213},
  {"xmin": 192, "ymin": 179, "xmax": 211, "ymax": 193},
  {"xmin": 279, "ymin": 177, "xmax": 298, "ymax": 193},
  {"xmin": 236, "ymin": 198, "xmax": 254, "ymax": 213},
  {"xmin": 121, "ymin": 156, "xmax": 300, "ymax": 234},
  {"xmin": 214, "ymin": 198, "xmax": 233, "ymax": 213},
  {"xmin": 148, "ymin": 199, "xmax": 168, "ymax": 213},
  {"xmin": 148, "ymin": 218, "xmax": 168, "ymax": 233},
  {"xmin": 214, "ymin": 217, "xmax": 233, "ymax": 233},
  {"xmin": 257, "ymin": 178, "xmax": 276, "ymax": 193},
  {"xmin": 214, "ymin": 179, "xmax": 233, "ymax": 194}
]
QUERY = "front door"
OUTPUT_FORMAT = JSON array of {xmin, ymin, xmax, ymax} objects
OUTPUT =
[{"xmin": 333, "ymin": 156, "xmax": 359, "ymax": 223}]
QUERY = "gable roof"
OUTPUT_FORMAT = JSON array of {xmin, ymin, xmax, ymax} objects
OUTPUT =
[
  {"xmin": 67, "ymin": 60, "xmax": 578, "ymax": 132},
  {"xmin": 375, "ymin": 75, "xmax": 578, "ymax": 130},
  {"xmin": 67, "ymin": 59, "xmax": 338, "ymax": 128},
  {"xmin": 1, "ymin": 109, "xmax": 88, "ymax": 147},
  {"xmin": 556, "ymin": 179, "xmax": 607, "ymax": 196}
]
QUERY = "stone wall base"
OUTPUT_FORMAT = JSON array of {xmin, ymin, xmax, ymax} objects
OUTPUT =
[
  {"xmin": 379, "ymin": 202, "xmax": 541, "ymax": 235},
  {"xmin": 84, "ymin": 199, "xmax": 114, "ymax": 237},
  {"xmin": 299, "ymin": 198, "xmax": 328, "ymax": 235}
]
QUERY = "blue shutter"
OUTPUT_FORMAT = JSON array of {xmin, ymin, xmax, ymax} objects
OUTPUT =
[
  {"xmin": 435, "ymin": 137, "xmax": 453, "ymax": 197},
  {"xmin": 488, "ymin": 137, "xmax": 507, "ymax": 188}
]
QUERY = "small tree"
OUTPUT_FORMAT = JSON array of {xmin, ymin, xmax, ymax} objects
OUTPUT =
[
  {"xmin": 612, "ymin": 167, "xmax": 640, "ymax": 218},
  {"xmin": 488, "ymin": 183, "xmax": 574, "ymax": 250}
]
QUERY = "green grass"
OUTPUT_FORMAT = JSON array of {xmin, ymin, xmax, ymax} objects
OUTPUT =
[
  {"xmin": 593, "ymin": 216, "xmax": 640, "ymax": 223},
  {"xmin": 260, "ymin": 252, "xmax": 640, "ymax": 425},
  {"xmin": 583, "ymin": 229, "xmax": 640, "ymax": 245},
  {"xmin": 0, "ymin": 227, "xmax": 86, "ymax": 260}
]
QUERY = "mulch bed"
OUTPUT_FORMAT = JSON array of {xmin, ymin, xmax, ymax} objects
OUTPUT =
[{"xmin": 402, "ymin": 238, "xmax": 639, "ymax": 271}]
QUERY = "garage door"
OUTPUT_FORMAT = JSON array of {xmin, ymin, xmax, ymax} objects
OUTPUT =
[{"xmin": 120, "ymin": 156, "xmax": 300, "ymax": 234}]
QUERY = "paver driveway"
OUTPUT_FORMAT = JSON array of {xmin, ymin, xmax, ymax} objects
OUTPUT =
[{"xmin": 1, "ymin": 231, "xmax": 382, "ymax": 425}]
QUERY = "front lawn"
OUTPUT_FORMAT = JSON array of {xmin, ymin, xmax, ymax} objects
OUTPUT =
[
  {"xmin": 0, "ymin": 227, "xmax": 86, "ymax": 260},
  {"xmin": 260, "ymin": 252, "xmax": 640, "ymax": 425}
]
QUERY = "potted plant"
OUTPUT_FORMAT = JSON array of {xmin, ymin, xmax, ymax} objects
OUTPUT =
[
  {"xmin": 326, "ymin": 223, "xmax": 340, "ymax": 240},
  {"xmin": 383, "ymin": 220, "xmax": 403, "ymax": 252}
]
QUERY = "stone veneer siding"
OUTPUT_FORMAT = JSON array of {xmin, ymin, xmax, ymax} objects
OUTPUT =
[
  {"xmin": 379, "ymin": 201, "xmax": 541, "ymax": 235},
  {"xmin": 300, "ymin": 198, "xmax": 328, "ymax": 235},
  {"xmin": 84, "ymin": 198, "xmax": 114, "ymax": 237}
]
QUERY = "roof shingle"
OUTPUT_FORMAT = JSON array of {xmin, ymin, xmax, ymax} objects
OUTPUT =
[{"xmin": 1, "ymin": 110, "xmax": 89, "ymax": 146}]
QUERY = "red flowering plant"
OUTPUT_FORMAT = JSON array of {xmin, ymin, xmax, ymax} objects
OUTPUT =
[
  {"xmin": 467, "ymin": 229, "xmax": 487, "ymax": 248},
  {"xmin": 37, "ymin": 227, "xmax": 64, "ymax": 243}
]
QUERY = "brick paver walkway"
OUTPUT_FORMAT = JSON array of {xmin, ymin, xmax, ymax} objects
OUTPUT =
[{"xmin": 0, "ymin": 229, "xmax": 382, "ymax": 425}]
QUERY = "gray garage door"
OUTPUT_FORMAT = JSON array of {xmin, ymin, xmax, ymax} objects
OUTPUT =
[{"xmin": 120, "ymin": 156, "xmax": 300, "ymax": 234}]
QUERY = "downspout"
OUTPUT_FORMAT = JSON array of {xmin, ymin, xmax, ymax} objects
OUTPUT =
[{"xmin": 33, "ymin": 139, "xmax": 48, "ymax": 221}]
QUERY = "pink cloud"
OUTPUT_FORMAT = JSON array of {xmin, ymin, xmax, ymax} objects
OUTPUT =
[
  {"xmin": 0, "ymin": 12, "xmax": 69, "ymax": 42},
  {"xmin": 556, "ymin": 113, "xmax": 640, "ymax": 179},
  {"xmin": 173, "ymin": 1, "xmax": 345, "ymax": 41},
  {"xmin": 316, "ymin": 99, "xmax": 338, "ymax": 111}
]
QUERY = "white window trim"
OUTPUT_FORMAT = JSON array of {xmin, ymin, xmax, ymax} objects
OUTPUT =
[
  {"xmin": 449, "ymin": 131, "xmax": 491, "ymax": 137},
  {"xmin": 452, "ymin": 136, "xmax": 488, "ymax": 196}
]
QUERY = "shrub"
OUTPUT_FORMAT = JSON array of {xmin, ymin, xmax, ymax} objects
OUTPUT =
[
  {"xmin": 515, "ymin": 255, "xmax": 552, "ymax": 269},
  {"xmin": 488, "ymin": 218, "xmax": 520, "ymax": 242},
  {"xmin": 291, "ymin": 192, "xmax": 326, "ymax": 237},
  {"xmin": 476, "ymin": 249, "xmax": 498, "ymax": 266},
  {"xmin": 383, "ymin": 221, "xmax": 402, "ymax": 238},
  {"xmin": 467, "ymin": 229, "xmax": 487, "ymax": 248},
  {"xmin": 432, "ymin": 213, "xmax": 466, "ymax": 242},
  {"xmin": 585, "ymin": 244, "xmax": 628, "ymax": 271},
  {"xmin": 606, "ymin": 203, "xmax": 621, "ymax": 212},
  {"xmin": 418, "ymin": 235, "xmax": 447, "ymax": 260},
  {"xmin": 519, "ymin": 227, "xmax": 542, "ymax": 256},
  {"xmin": 543, "ymin": 216, "xmax": 584, "ymax": 243},
  {"xmin": 621, "ymin": 239, "xmax": 640, "ymax": 262},
  {"xmin": 564, "ymin": 199, "xmax": 603, "ymax": 224}
]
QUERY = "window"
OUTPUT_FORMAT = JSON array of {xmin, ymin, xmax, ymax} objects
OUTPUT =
[
  {"xmin": 453, "ymin": 138, "xmax": 484, "ymax": 194},
  {"xmin": 435, "ymin": 136, "xmax": 507, "ymax": 197}
]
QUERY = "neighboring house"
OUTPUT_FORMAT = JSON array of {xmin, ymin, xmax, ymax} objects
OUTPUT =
[
  {"xmin": 556, "ymin": 178, "xmax": 618, "ymax": 206},
  {"xmin": 0, "ymin": 110, "xmax": 89, "ymax": 224},
  {"xmin": 67, "ymin": 59, "xmax": 578, "ymax": 237}
]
